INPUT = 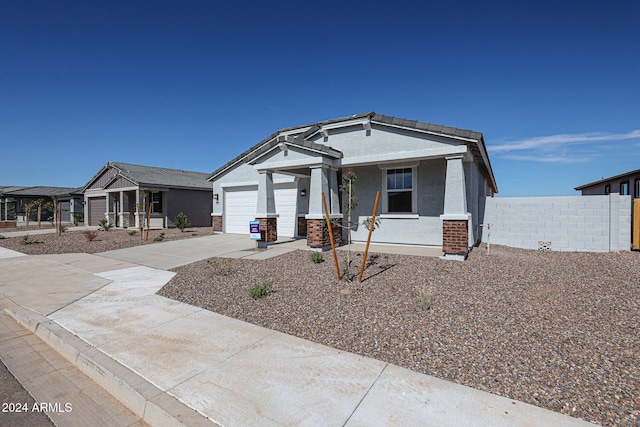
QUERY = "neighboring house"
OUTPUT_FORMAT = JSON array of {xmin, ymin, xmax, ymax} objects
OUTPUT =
[
  {"xmin": 81, "ymin": 162, "xmax": 212, "ymax": 228},
  {"xmin": 575, "ymin": 168, "xmax": 640, "ymax": 197},
  {"xmin": 209, "ymin": 112, "xmax": 498, "ymax": 259},
  {"xmin": 0, "ymin": 186, "xmax": 83, "ymax": 224}
]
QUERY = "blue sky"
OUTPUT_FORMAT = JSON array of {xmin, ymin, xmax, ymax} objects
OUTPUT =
[{"xmin": 1, "ymin": 1, "xmax": 638, "ymax": 196}]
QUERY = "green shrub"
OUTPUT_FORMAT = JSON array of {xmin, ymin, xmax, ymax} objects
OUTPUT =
[
  {"xmin": 421, "ymin": 296, "xmax": 431, "ymax": 311},
  {"xmin": 310, "ymin": 251, "xmax": 324, "ymax": 263},
  {"xmin": 59, "ymin": 223, "xmax": 67, "ymax": 233},
  {"xmin": 72, "ymin": 212, "xmax": 82, "ymax": 226},
  {"xmin": 128, "ymin": 230, "xmax": 137, "ymax": 236},
  {"xmin": 154, "ymin": 232, "xmax": 165, "ymax": 242},
  {"xmin": 250, "ymin": 280, "xmax": 273, "ymax": 299},
  {"xmin": 99, "ymin": 218, "xmax": 113, "ymax": 231},
  {"xmin": 0, "ymin": 234, "xmax": 5, "ymax": 239},
  {"xmin": 174, "ymin": 212, "xmax": 190, "ymax": 232},
  {"xmin": 21, "ymin": 234, "xmax": 43, "ymax": 245}
]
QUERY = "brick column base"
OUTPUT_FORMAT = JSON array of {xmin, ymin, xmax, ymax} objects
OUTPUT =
[
  {"xmin": 212, "ymin": 215, "xmax": 222, "ymax": 231},
  {"xmin": 297, "ymin": 217, "xmax": 307, "ymax": 237},
  {"xmin": 442, "ymin": 220, "xmax": 469, "ymax": 256},
  {"xmin": 258, "ymin": 217, "xmax": 277, "ymax": 243},
  {"xmin": 306, "ymin": 219, "xmax": 342, "ymax": 249}
]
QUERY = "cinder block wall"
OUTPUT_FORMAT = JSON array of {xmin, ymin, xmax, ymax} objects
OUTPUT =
[{"xmin": 482, "ymin": 194, "xmax": 631, "ymax": 252}]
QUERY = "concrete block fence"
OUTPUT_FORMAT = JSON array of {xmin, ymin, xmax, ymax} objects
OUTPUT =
[{"xmin": 482, "ymin": 194, "xmax": 631, "ymax": 252}]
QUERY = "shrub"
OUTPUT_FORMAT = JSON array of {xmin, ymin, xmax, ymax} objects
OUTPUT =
[
  {"xmin": 207, "ymin": 259, "xmax": 232, "ymax": 276},
  {"xmin": 128, "ymin": 230, "xmax": 137, "ymax": 236},
  {"xmin": 421, "ymin": 296, "xmax": 431, "ymax": 311},
  {"xmin": 174, "ymin": 212, "xmax": 190, "ymax": 232},
  {"xmin": 72, "ymin": 212, "xmax": 82, "ymax": 226},
  {"xmin": 83, "ymin": 230, "xmax": 98, "ymax": 241},
  {"xmin": 99, "ymin": 219, "xmax": 113, "ymax": 231},
  {"xmin": 21, "ymin": 234, "xmax": 43, "ymax": 245},
  {"xmin": 0, "ymin": 235, "xmax": 5, "ymax": 239},
  {"xmin": 250, "ymin": 280, "xmax": 273, "ymax": 299},
  {"xmin": 154, "ymin": 232, "xmax": 165, "ymax": 242},
  {"xmin": 59, "ymin": 223, "xmax": 67, "ymax": 233},
  {"xmin": 310, "ymin": 251, "xmax": 324, "ymax": 263}
]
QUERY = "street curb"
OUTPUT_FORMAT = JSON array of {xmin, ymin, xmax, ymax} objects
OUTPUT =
[{"xmin": 4, "ymin": 306, "xmax": 218, "ymax": 427}]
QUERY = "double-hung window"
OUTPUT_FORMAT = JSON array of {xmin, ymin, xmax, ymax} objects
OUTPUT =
[
  {"xmin": 384, "ymin": 167, "xmax": 416, "ymax": 213},
  {"xmin": 151, "ymin": 192, "xmax": 163, "ymax": 213}
]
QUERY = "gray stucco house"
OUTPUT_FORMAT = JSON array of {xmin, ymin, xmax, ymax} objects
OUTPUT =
[
  {"xmin": 82, "ymin": 162, "xmax": 212, "ymax": 228},
  {"xmin": 0, "ymin": 186, "xmax": 83, "ymax": 225},
  {"xmin": 209, "ymin": 112, "xmax": 498, "ymax": 259}
]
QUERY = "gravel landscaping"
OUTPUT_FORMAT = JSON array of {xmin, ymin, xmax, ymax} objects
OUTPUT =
[
  {"xmin": 159, "ymin": 245, "xmax": 639, "ymax": 427},
  {"xmin": 0, "ymin": 227, "xmax": 214, "ymax": 254}
]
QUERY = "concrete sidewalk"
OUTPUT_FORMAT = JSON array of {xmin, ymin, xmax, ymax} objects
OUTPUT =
[{"xmin": 0, "ymin": 244, "xmax": 597, "ymax": 426}]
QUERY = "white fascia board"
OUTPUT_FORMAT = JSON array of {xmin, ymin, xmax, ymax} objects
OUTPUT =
[
  {"xmin": 254, "ymin": 157, "xmax": 336, "ymax": 171},
  {"xmin": 105, "ymin": 186, "xmax": 138, "ymax": 193},
  {"xmin": 322, "ymin": 117, "xmax": 371, "ymax": 131},
  {"xmin": 372, "ymin": 120, "xmax": 479, "ymax": 143},
  {"xmin": 340, "ymin": 146, "xmax": 468, "ymax": 167},
  {"xmin": 279, "ymin": 126, "xmax": 313, "ymax": 137},
  {"xmin": 249, "ymin": 142, "xmax": 339, "ymax": 166},
  {"xmin": 220, "ymin": 176, "xmax": 296, "ymax": 189},
  {"xmin": 306, "ymin": 117, "xmax": 371, "ymax": 139}
]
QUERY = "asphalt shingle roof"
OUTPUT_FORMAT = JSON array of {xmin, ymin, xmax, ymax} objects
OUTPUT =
[
  {"xmin": 0, "ymin": 186, "xmax": 81, "ymax": 197},
  {"xmin": 208, "ymin": 112, "xmax": 497, "ymax": 193},
  {"xmin": 107, "ymin": 162, "xmax": 211, "ymax": 190}
]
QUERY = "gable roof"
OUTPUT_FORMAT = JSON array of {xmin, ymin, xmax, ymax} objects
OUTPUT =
[
  {"xmin": 0, "ymin": 186, "xmax": 81, "ymax": 197},
  {"xmin": 82, "ymin": 162, "xmax": 211, "ymax": 192},
  {"xmin": 575, "ymin": 168, "xmax": 640, "ymax": 190},
  {"xmin": 208, "ymin": 112, "xmax": 498, "ymax": 193}
]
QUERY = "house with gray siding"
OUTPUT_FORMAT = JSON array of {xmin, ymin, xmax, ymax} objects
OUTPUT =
[
  {"xmin": 81, "ymin": 162, "xmax": 212, "ymax": 228},
  {"xmin": 575, "ymin": 168, "xmax": 640, "ymax": 197},
  {"xmin": 0, "ymin": 186, "xmax": 83, "ymax": 224},
  {"xmin": 209, "ymin": 112, "xmax": 498, "ymax": 259}
]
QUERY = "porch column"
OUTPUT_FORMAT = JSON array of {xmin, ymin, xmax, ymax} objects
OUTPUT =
[
  {"xmin": 134, "ymin": 188, "xmax": 141, "ymax": 228},
  {"xmin": 440, "ymin": 154, "xmax": 471, "ymax": 260},
  {"xmin": 256, "ymin": 170, "xmax": 278, "ymax": 243},
  {"xmin": 118, "ymin": 191, "xmax": 125, "ymax": 228},
  {"xmin": 328, "ymin": 167, "xmax": 341, "ymax": 215},
  {"xmin": 305, "ymin": 165, "xmax": 342, "ymax": 250}
]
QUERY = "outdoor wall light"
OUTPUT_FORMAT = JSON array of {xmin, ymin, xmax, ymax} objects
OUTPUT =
[
  {"xmin": 213, "ymin": 194, "xmax": 219, "ymax": 203},
  {"xmin": 300, "ymin": 189, "xmax": 307, "ymax": 197}
]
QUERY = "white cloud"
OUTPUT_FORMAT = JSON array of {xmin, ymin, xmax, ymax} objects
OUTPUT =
[
  {"xmin": 490, "ymin": 130, "xmax": 640, "ymax": 153},
  {"xmin": 502, "ymin": 154, "xmax": 594, "ymax": 163}
]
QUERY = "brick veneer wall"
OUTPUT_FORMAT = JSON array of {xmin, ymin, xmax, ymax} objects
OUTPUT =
[
  {"xmin": 297, "ymin": 217, "xmax": 307, "ymax": 237},
  {"xmin": 212, "ymin": 215, "xmax": 222, "ymax": 231},
  {"xmin": 306, "ymin": 219, "xmax": 342, "ymax": 249},
  {"xmin": 442, "ymin": 220, "xmax": 468, "ymax": 255},
  {"xmin": 258, "ymin": 217, "xmax": 277, "ymax": 242}
]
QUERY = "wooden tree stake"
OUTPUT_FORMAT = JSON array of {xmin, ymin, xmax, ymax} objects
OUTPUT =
[
  {"xmin": 358, "ymin": 191, "xmax": 380, "ymax": 283},
  {"xmin": 322, "ymin": 192, "xmax": 341, "ymax": 282}
]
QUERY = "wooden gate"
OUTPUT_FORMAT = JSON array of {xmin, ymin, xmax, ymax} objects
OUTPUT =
[{"xmin": 633, "ymin": 199, "xmax": 640, "ymax": 250}]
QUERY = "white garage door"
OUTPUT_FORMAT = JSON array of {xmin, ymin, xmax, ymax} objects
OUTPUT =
[{"xmin": 224, "ymin": 184, "xmax": 298, "ymax": 237}]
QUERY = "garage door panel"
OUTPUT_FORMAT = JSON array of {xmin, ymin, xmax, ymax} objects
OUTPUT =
[
  {"xmin": 224, "ymin": 184, "xmax": 297, "ymax": 237},
  {"xmin": 88, "ymin": 197, "xmax": 106, "ymax": 226},
  {"xmin": 224, "ymin": 188, "xmax": 257, "ymax": 234}
]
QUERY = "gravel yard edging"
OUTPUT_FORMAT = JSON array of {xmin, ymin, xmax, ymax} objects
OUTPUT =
[{"xmin": 159, "ymin": 245, "xmax": 639, "ymax": 427}]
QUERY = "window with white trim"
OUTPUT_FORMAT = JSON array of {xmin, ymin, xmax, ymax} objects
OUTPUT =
[
  {"xmin": 151, "ymin": 192, "xmax": 163, "ymax": 213},
  {"xmin": 384, "ymin": 167, "xmax": 416, "ymax": 213}
]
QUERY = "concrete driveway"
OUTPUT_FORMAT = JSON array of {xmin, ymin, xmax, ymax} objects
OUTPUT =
[{"xmin": 96, "ymin": 233, "xmax": 301, "ymax": 269}]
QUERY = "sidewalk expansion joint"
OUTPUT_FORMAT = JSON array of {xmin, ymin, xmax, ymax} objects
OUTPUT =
[{"xmin": 342, "ymin": 362, "xmax": 389, "ymax": 427}]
